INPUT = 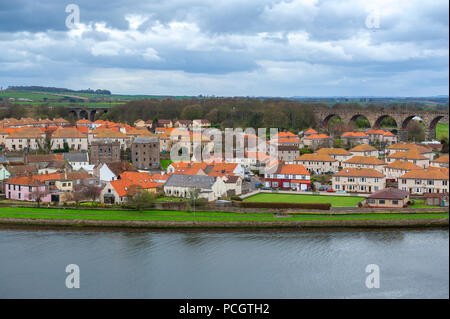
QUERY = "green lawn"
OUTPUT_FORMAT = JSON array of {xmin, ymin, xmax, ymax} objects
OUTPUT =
[
  {"xmin": 244, "ymin": 193, "xmax": 364, "ymax": 207},
  {"xmin": 410, "ymin": 200, "xmax": 437, "ymax": 208},
  {"xmin": 156, "ymin": 197, "xmax": 184, "ymax": 202},
  {"xmin": 0, "ymin": 207, "xmax": 446, "ymax": 222},
  {"xmin": 436, "ymin": 123, "xmax": 449, "ymax": 140}
]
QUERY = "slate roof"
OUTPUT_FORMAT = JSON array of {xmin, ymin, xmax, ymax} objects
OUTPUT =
[
  {"xmin": 63, "ymin": 152, "xmax": 89, "ymax": 162},
  {"xmin": 367, "ymin": 188, "xmax": 409, "ymax": 200},
  {"xmin": 165, "ymin": 174, "xmax": 215, "ymax": 189}
]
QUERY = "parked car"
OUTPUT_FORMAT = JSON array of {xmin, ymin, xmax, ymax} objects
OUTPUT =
[
  {"xmin": 319, "ymin": 186, "xmax": 325, "ymax": 191},
  {"xmin": 261, "ymin": 187, "xmax": 271, "ymax": 190},
  {"xmin": 326, "ymin": 189, "xmax": 335, "ymax": 192},
  {"xmin": 336, "ymin": 190, "xmax": 346, "ymax": 194}
]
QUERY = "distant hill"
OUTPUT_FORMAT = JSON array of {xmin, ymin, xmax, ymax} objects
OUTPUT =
[{"xmin": 7, "ymin": 86, "xmax": 111, "ymax": 95}]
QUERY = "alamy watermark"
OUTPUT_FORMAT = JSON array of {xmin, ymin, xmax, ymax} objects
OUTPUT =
[
  {"xmin": 365, "ymin": 10, "xmax": 380, "ymax": 30},
  {"xmin": 65, "ymin": 4, "xmax": 80, "ymax": 29},
  {"xmin": 169, "ymin": 127, "xmax": 279, "ymax": 173},
  {"xmin": 65, "ymin": 264, "xmax": 80, "ymax": 288},
  {"xmin": 365, "ymin": 264, "xmax": 380, "ymax": 289}
]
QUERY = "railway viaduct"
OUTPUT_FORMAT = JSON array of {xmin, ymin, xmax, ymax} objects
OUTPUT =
[
  {"xmin": 314, "ymin": 107, "xmax": 449, "ymax": 141},
  {"xmin": 68, "ymin": 107, "xmax": 110, "ymax": 121}
]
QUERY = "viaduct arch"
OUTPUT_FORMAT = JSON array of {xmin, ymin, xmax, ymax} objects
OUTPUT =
[
  {"xmin": 68, "ymin": 108, "xmax": 109, "ymax": 121},
  {"xmin": 314, "ymin": 108, "xmax": 449, "ymax": 141}
]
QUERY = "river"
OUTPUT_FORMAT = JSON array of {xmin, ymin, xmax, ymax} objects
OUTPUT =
[{"xmin": 0, "ymin": 227, "xmax": 448, "ymax": 298}]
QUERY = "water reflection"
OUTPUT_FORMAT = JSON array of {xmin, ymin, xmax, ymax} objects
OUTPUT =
[{"xmin": 0, "ymin": 227, "xmax": 447, "ymax": 298}]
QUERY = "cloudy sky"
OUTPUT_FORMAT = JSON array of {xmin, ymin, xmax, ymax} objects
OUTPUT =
[{"xmin": 0, "ymin": 0, "xmax": 448, "ymax": 96}]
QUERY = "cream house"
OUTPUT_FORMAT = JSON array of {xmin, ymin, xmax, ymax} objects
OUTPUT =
[
  {"xmin": 5, "ymin": 130, "xmax": 45, "ymax": 151},
  {"xmin": 342, "ymin": 156, "xmax": 386, "ymax": 173},
  {"xmin": 332, "ymin": 167, "xmax": 385, "ymax": 193},
  {"xmin": 386, "ymin": 151, "xmax": 430, "ymax": 168},
  {"xmin": 430, "ymin": 155, "xmax": 449, "ymax": 168},
  {"xmin": 349, "ymin": 144, "xmax": 378, "ymax": 157},
  {"xmin": 51, "ymin": 127, "xmax": 88, "ymax": 151},
  {"xmin": 294, "ymin": 153, "xmax": 339, "ymax": 174},
  {"xmin": 398, "ymin": 167, "xmax": 449, "ymax": 195},
  {"xmin": 164, "ymin": 174, "xmax": 226, "ymax": 201},
  {"xmin": 384, "ymin": 160, "xmax": 422, "ymax": 181},
  {"xmin": 316, "ymin": 148, "xmax": 354, "ymax": 166}
]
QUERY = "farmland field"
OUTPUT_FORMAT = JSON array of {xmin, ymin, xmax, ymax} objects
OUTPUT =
[
  {"xmin": 436, "ymin": 123, "xmax": 449, "ymax": 140},
  {"xmin": 244, "ymin": 193, "xmax": 364, "ymax": 207}
]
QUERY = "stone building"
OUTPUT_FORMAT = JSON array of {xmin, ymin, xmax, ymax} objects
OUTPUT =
[
  {"xmin": 90, "ymin": 140, "xmax": 121, "ymax": 165},
  {"xmin": 131, "ymin": 137, "xmax": 160, "ymax": 170}
]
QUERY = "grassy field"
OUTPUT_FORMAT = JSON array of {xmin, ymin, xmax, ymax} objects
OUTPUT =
[
  {"xmin": 244, "ymin": 193, "xmax": 364, "ymax": 207},
  {"xmin": 410, "ymin": 200, "xmax": 438, "ymax": 208},
  {"xmin": 0, "ymin": 207, "xmax": 446, "ymax": 222},
  {"xmin": 436, "ymin": 123, "xmax": 449, "ymax": 140}
]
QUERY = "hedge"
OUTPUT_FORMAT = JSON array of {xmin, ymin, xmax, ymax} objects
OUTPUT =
[{"xmin": 239, "ymin": 202, "xmax": 331, "ymax": 210}]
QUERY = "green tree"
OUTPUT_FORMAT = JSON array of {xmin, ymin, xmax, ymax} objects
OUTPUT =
[{"xmin": 127, "ymin": 190, "xmax": 155, "ymax": 212}]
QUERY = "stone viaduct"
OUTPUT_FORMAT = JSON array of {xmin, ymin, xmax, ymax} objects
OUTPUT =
[
  {"xmin": 314, "ymin": 107, "xmax": 449, "ymax": 141},
  {"xmin": 68, "ymin": 107, "xmax": 110, "ymax": 121}
]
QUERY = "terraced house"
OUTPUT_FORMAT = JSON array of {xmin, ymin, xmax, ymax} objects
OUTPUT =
[
  {"xmin": 51, "ymin": 127, "xmax": 88, "ymax": 151},
  {"xmin": 340, "ymin": 131, "xmax": 369, "ymax": 146},
  {"xmin": 430, "ymin": 155, "xmax": 449, "ymax": 168},
  {"xmin": 384, "ymin": 160, "xmax": 422, "ymax": 182},
  {"xmin": 386, "ymin": 143, "xmax": 434, "ymax": 160},
  {"xmin": 398, "ymin": 167, "xmax": 449, "ymax": 195},
  {"xmin": 5, "ymin": 128, "xmax": 45, "ymax": 151},
  {"xmin": 349, "ymin": 144, "xmax": 378, "ymax": 157},
  {"xmin": 332, "ymin": 167, "xmax": 385, "ymax": 193},
  {"xmin": 386, "ymin": 150, "xmax": 430, "ymax": 168},
  {"xmin": 316, "ymin": 148, "xmax": 354, "ymax": 166},
  {"xmin": 5, "ymin": 175, "xmax": 51, "ymax": 202},
  {"xmin": 264, "ymin": 163, "xmax": 311, "ymax": 191},
  {"xmin": 294, "ymin": 153, "xmax": 338, "ymax": 174},
  {"xmin": 342, "ymin": 156, "xmax": 386, "ymax": 173}
]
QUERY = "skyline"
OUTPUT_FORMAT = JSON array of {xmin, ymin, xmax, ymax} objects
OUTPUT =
[{"xmin": 0, "ymin": 0, "xmax": 448, "ymax": 97}]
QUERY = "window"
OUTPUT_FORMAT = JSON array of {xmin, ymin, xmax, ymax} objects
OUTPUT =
[
  {"xmin": 379, "ymin": 200, "xmax": 385, "ymax": 204},
  {"xmin": 368, "ymin": 199, "xmax": 375, "ymax": 204},
  {"xmin": 392, "ymin": 200, "xmax": 398, "ymax": 205}
]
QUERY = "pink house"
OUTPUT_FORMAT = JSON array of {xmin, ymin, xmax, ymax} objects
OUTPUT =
[{"xmin": 5, "ymin": 175, "xmax": 52, "ymax": 202}]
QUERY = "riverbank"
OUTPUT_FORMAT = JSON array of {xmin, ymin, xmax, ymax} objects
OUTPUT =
[{"xmin": 0, "ymin": 214, "xmax": 447, "ymax": 230}]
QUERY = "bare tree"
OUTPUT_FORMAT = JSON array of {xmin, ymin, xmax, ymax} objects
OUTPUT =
[
  {"xmin": 29, "ymin": 187, "xmax": 50, "ymax": 208},
  {"xmin": 81, "ymin": 185, "xmax": 103, "ymax": 204}
]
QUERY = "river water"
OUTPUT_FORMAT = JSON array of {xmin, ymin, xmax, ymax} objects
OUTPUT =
[{"xmin": 0, "ymin": 227, "xmax": 448, "ymax": 298}]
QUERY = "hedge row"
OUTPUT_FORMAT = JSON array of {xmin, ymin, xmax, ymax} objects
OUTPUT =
[{"xmin": 239, "ymin": 202, "xmax": 331, "ymax": 210}]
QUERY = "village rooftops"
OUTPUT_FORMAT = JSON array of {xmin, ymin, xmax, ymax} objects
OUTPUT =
[
  {"xmin": 399, "ymin": 167, "xmax": 449, "ymax": 180},
  {"xmin": 387, "ymin": 151, "xmax": 427, "ymax": 160},
  {"xmin": 385, "ymin": 160, "xmax": 422, "ymax": 170},
  {"xmin": 304, "ymin": 128, "xmax": 318, "ymax": 134},
  {"xmin": 316, "ymin": 148, "xmax": 352, "ymax": 156},
  {"xmin": 387, "ymin": 143, "xmax": 432, "ymax": 154},
  {"xmin": 341, "ymin": 131, "xmax": 368, "ymax": 137},
  {"xmin": 295, "ymin": 153, "xmax": 336, "ymax": 162},
  {"xmin": 52, "ymin": 127, "xmax": 86, "ymax": 138},
  {"xmin": 349, "ymin": 144, "xmax": 377, "ymax": 152},
  {"xmin": 432, "ymin": 155, "xmax": 449, "ymax": 164},
  {"xmin": 6, "ymin": 175, "xmax": 43, "ymax": 186},
  {"xmin": 303, "ymin": 133, "xmax": 330, "ymax": 140},
  {"xmin": 344, "ymin": 156, "xmax": 385, "ymax": 165}
]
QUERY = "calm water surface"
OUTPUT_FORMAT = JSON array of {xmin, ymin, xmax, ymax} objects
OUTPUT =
[{"xmin": 0, "ymin": 227, "xmax": 448, "ymax": 298}]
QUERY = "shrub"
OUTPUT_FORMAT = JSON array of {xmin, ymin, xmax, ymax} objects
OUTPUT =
[{"xmin": 231, "ymin": 195, "xmax": 243, "ymax": 201}]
